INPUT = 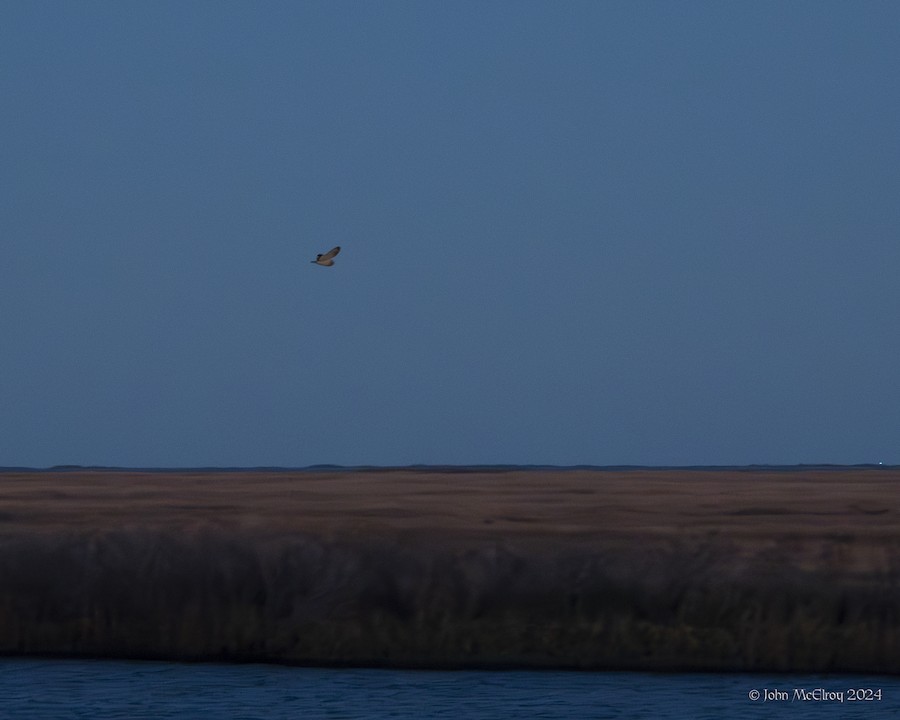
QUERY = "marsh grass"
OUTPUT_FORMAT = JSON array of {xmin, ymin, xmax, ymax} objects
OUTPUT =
[{"xmin": 1, "ymin": 525, "xmax": 897, "ymax": 672}]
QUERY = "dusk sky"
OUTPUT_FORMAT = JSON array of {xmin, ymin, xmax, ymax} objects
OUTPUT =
[{"xmin": 2, "ymin": 1, "xmax": 898, "ymax": 467}]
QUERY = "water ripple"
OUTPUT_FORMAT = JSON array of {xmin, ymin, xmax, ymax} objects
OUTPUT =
[{"xmin": 1, "ymin": 659, "xmax": 897, "ymax": 719}]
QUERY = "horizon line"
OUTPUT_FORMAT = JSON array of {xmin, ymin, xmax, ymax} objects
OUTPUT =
[{"xmin": 0, "ymin": 462, "xmax": 894, "ymax": 473}]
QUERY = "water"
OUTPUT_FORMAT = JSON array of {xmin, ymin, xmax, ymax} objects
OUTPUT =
[{"xmin": 1, "ymin": 659, "xmax": 897, "ymax": 719}]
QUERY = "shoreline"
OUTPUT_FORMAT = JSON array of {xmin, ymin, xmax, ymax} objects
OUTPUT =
[{"xmin": 1, "ymin": 467, "xmax": 898, "ymax": 673}]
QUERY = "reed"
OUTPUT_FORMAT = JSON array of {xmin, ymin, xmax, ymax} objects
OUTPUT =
[{"xmin": 1, "ymin": 525, "xmax": 897, "ymax": 672}]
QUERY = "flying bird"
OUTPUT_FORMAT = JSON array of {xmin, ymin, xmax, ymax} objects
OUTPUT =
[{"xmin": 311, "ymin": 246, "xmax": 341, "ymax": 266}]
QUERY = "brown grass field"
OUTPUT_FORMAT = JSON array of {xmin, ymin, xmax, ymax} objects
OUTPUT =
[{"xmin": 1, "ymin": 466, "xmax": 899, "ymax": 672}]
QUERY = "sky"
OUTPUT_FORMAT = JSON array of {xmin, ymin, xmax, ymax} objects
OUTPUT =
[{"xmin": 2, "ymin": 1, "xmax": 899, "ymax": 467}]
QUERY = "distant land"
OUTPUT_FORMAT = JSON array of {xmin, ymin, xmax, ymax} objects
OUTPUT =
[{"xmin": 1, "ymin": 463, "xmax": 895, "ymax": 473}]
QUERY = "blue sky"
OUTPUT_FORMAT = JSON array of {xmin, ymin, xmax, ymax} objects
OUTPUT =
[{"xmin": 2, "ymin": 1, "xmax": 898, "ymax": 467}]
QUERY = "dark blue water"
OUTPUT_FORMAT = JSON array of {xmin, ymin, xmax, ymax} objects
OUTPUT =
[{"xmin": 1, "ymin": 659, "xmax": 896, "ymax": 719}]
